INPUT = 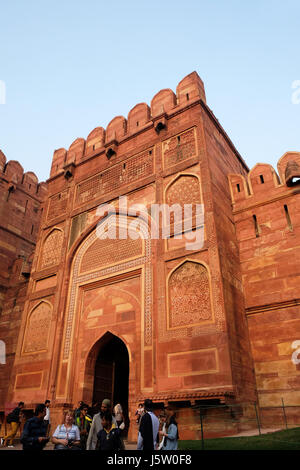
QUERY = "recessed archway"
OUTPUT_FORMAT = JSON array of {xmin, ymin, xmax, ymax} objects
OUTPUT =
[{"xmin": 84, "ymin": 332, "xmax": 129, "ymax": 417}]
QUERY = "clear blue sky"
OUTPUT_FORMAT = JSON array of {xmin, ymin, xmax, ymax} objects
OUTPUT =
[{"xmin": 0, "ymin": 0, "xmax": 299, "ymax": 182}]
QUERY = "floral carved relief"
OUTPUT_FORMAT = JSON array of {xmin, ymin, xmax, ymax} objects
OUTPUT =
[
  {"xmin": 23, "ymin": 302, "xmax": 52, "ymax": 354},
  {"xmin": 40, "ymin": 229, "xmax": 63, "ymax": 269},
  {"xmin": 168, "ymin": 261, "xmax": 212, "ymax": 328}
]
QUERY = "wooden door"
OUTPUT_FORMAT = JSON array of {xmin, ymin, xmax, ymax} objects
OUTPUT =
[{"xmin": 93, "ymin": 360, "xmax": 115, "ymax": 405}]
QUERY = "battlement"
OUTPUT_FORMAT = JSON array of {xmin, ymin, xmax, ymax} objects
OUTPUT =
[
  {"xmin": 50, "ymin": 71, "xmax": 206, "ymax": 178},
  {"xmin": 0, "ymin": 149, "xmax": 47, "ymax": 198},
  {"xmin": 0, "ymin": 150, "xmax": 47, "ymax": 292},
  {"xmin": 228, "ymin": 151, "xmax": 300, "ymax": 207}
]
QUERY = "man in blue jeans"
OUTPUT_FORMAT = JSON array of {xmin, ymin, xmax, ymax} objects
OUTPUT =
[
  {"xmin": 21, "ymin": 404, "xmax": 49, "ymax": 450},
  {"xmin": 1, "ymin": 402, "xmax": 25, "ymax": 448}
]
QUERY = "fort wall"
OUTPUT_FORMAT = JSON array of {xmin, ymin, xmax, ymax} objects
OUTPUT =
[
  {"xmin": 228, "ymin": 152, "xmax": 300, "ymax": 420},
  {"xmin": 0, "ymin": 153, "xmax": 47, "ymax": 409}
]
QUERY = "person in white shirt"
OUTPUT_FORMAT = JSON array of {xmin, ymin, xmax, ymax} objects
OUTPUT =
[
  {"xmin": 51, "ymin": 410, "xmax": 81, "ymax": 450},
  {"xmin": 44, "ymin": 400, "xmax": 50, "ymax": 436},
  {"xmin": 113, "ymin": 403, "xmax": 124, "ymax": 427},
  {"xmin": 158, "ymin": 414, "xmax": 167, "ymax": 450}
]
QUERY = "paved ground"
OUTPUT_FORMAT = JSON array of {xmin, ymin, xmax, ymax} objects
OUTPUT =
[
  {"xmin": 0, "ymin": 440, "xmax": 138, "ymax": 450},
  {"xmin": 0, "ymin": 428, "xmax": 283, "ymax": 450}
]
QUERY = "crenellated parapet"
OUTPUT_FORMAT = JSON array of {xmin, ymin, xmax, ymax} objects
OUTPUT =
[
  {"xmin": 0, "ymin": 150, "xmax": 47, "ymax": 294},
  {"xmin": 85, "ymin": 127, "xmax": 105, "ymax": 157},
  {"xmin": 0, "ymin": 150, "xmax": 48, "ymax": 199},
  {"xmin": 228, "ymin": 151, "xmax": 300, "ymax": 207},
  {"xmin": 227, "ymin": 149, "xmax": 300, "ymax": 285},
  {"xmin": 49, "ymin": 71, "xmax": 206, "ymax": 178},
  {"xmin": 127, "ymin": 103, "xmax": 151, "ymax": 133},
  {"xmin": 277, "ymin": 151, "xmax": 300, "ymax": 186}
]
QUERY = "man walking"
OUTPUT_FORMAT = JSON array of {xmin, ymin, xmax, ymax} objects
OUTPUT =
[
  {"xmin": 86, "ymin": 398, "xmax": 117, "ymax": 450},
  {"xmin": 137, "ymin": 399, "xmax": 159, "ymax": 450},
  {"xmin": 1, "ymin": 401, "xmax": 25, "ymax": 448},
  {"xmin": 20, "ymin": 403, "xmax": 49, "ymax": 450}
]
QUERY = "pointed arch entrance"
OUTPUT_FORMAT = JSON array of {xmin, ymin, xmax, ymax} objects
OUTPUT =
[
  {"xmin": 56, "ymin": 213, "xmax": 154, "ymax": 407},
  {"xmin": 84, "ymin": 332, "xmax": 129, "ymax": 416}
]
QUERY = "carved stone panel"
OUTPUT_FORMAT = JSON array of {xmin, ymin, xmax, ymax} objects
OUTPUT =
[
  {"xmin": 166, "ymin": 175, "xmax": 201, "ymax": 228},
  {"xmin": 47, "ymin": 190, "xmax": 68, "ymax": 221},
  {"xmin": 75, "ymin": 148, "xmax": 154, "ymax": 206},
  {"xmin": 40, "ymin": 229, "xmax": 63, "ymax": 269},
  {"xmin": 166, "ymin": 175, "xmax": 201, "ymax": 206},
  {"xmin": 22, "ymin": 301, "xmax": 52, "ymax": 354},
  {"xmin": 168, "ymin": 261, "xmax": 212, "ymax": 329},
  {"xmin": 80, "ymin": 235, "xmax": 143, "ymax": 274},
  {"xmin": 162, "ymin": 128, "xmax": 197, "ymax": 169}
]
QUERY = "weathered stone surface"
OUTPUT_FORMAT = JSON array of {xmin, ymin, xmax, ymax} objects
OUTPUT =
[
  {"xmin": 229, "ymin": 152, "xmax": 300, "ymax": 414},
  {"xmin": 0, "ymin": 160, "xmax": 46, "ymax": 408}
]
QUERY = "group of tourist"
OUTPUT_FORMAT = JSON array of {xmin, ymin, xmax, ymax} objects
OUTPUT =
[
  {"xmin": 0, "ymin": 401, "xmax": 51, "ymax": 449},
  {"xmin": 137, "ymin": 399, "xmax": 178, "ymax": 450},
  {"xmin": 0, "ymin": 398, "xmax": 178, "ymax": 451}
]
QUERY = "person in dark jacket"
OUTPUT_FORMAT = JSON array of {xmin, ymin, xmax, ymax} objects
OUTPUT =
[
  {"xmin": 20, "ymin": 403, "xmax": 49, "ymax": 450},
  {"xmin": 75, "ymin": 403, "xmax": 92, "ymax": 450},
  {"xmin": 1, "ymin": 402, "xmax": 25, "ymax": 448},
  {"xmin": 136, "ymin": 399, "xmax": 159, "ymax": 450},
  {"xmin": 96, "ymin": 411, "xmax": 122, "ymax": 451},
  {"xmin": 74, "ymin": 401, "xmax": 84, "ymax": 420}
]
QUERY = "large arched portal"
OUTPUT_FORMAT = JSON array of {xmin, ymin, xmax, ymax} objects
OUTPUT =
[
  {"xmin": 56, "ymin": 214, "xmax": 154, "ymax": 412},
  {"xmin": 83, "ymin": 332, "xmax": 130, "ymax": 418},
  {"xmin": 93, "ymin": 334, "xmax": 129, "ymax": 413}
]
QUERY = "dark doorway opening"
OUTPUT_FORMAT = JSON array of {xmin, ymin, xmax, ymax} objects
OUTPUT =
[{"xmin": 92, "ymin": 334, "xmax": 129, "ymax": 418}]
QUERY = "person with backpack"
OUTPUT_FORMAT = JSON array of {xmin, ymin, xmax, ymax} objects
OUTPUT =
[
  {"xmin": 1, "ymin": 401, "xmax": 25, "ymax": 448},
  {"xmin": 74, "ymin": 401, "xmax": 84, "ymax": 420},
  {"xmin": 75, "ymin": 403, "xmax": 92, "ymax": 450},
  {"xmin": 20, "ymin": 403, "xmax": 49, "ymax": 450}
]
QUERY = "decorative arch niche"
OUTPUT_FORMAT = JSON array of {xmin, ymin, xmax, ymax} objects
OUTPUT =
[
  {"xmin": 39, "ymin": 228, "xmax": 64, "ymax": 270},
  {"xmin": 167, "ymin": 260, "xmax": 213, "ymax": 329},
  {"xmin": 22, "ymin": 301, "xmax": 52, "ymax": 354},
  {"xmin": 166, "ymin": 174, "xmax": 201, "ymax": 206},
  {"xmin": 165, "ymin": 174, "xmax": 202, "ymax": 229}
]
